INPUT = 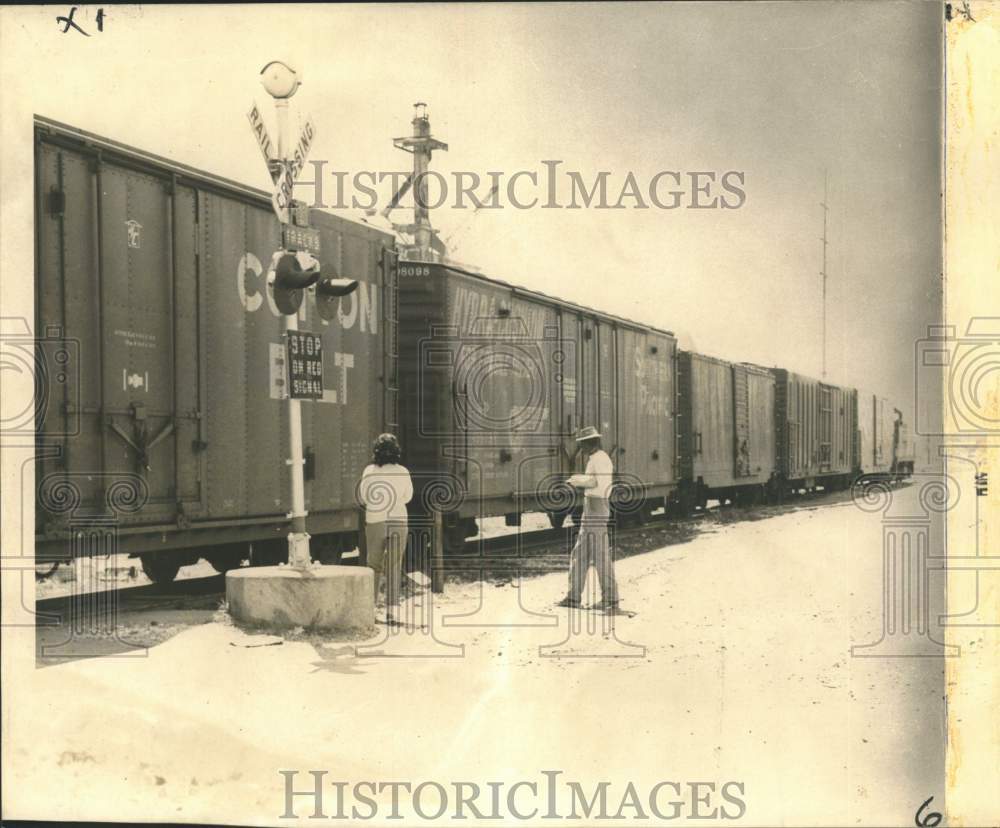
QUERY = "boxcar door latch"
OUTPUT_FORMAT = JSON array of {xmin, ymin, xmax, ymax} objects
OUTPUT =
[{"xmin": 107, "ymin": 403, "xmax": 175, "ymax": 473}]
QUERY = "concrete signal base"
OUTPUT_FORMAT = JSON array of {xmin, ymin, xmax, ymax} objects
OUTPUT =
[{"xmin": 227, "ymin": 565, "xmax": 374, "ymax": 631}]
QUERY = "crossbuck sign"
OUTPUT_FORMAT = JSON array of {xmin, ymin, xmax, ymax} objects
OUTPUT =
[{"xmin": 248, "ymin": 104, "xmax": 316, "ymax": 225}]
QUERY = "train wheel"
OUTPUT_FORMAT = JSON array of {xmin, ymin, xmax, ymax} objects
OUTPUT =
[
  {"xmin": 634, "ymin": 502, "xmax": 654, "ymax": 525},
  {"xmin": 636, "ymin": 504, "xmax": 654, "ymax": 526},
  {"xmin": 206, "ymin": 544, "xmax": 248, "ymax": 574},
  {"xmin": 767, "ymin": 479, "xmax": 785, "ymax": 505},
  {"xmin": 140, "ymin": 554, "xmax": 181, "ymax": 584},
  {"xmin": 670, "ymin": 488, "xmax": 696, "ymax": 517},
  {"xmin": 310, "ymin": 534, "xmax": 342, "ymax": 565},
  {"xmin": 250, "ymin": 539, "xmax": 285, "ymax": 567},
  {"xmin": 444, "ymin": 527, "xmax": 466, "ymax": 554},
  {"xmin": 735, "ymin": 487, "xmax": 762, "ymax": 507}
]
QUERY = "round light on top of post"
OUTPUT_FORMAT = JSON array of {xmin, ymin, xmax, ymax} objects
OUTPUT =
[{"xmin": 260, "ymin": 60, "xmax": 302, "ymax": 99}]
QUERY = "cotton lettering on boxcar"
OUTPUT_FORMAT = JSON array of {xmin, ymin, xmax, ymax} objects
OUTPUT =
[
  {"xmin": 335, "ymin": 285, "xmax": 378, "ymax": 334},
  {"xmin": 239, "ymin": 250, "xmax": 372, "ymax": 406},
  {"xmin": 237, "ymin": 249, "xmax": 378, "ymax": 334}
]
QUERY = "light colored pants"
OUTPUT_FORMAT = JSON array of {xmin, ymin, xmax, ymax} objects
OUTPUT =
[
  {"xmin": 568, "ymin": 497, "xmax": 618, "ymax": 603},
  {"xmin": 366, "ymin": 519, "xmax": 407, "ymax": 606}
]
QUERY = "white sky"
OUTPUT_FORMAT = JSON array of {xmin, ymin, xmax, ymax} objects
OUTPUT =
[{"xmin": 1, "ymin": 2, "xmax": 942, "ymax": 415}]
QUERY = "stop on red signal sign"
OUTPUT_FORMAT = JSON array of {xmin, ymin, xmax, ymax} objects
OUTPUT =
[{"xmin": 286, "ymin": 331, "xmax": 323, "ymax": 400}]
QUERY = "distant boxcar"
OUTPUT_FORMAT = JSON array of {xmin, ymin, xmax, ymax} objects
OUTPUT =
[
  {"xmin": 856, "ymin": 390, "xmax": 895, "ymax": 477},
  {"xmin": 677, "ymin": 352, "xmax": 777, "ymax": 507},
  {"xmin": 773, "ymin": 369, "xmax": 856, "ymax": 490},
  {"xmin": 892, "ymin": 414, "xmax": 915, "ymax": 478},
  {"xmin": 397, "ymin": 261, "xmax": 678, "ymax": 548},
  {"xmin": 34, "ymin": 118, "xmax": 397, "ymax": 580}
]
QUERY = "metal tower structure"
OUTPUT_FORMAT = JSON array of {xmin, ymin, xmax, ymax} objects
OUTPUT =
[
  {"xmin": 820, "ymin": 171, "xmax": 829, "ymax": 379},
  {"xmin": 384, "ymin": 103, "xmax": 449, "ymax": 261}
]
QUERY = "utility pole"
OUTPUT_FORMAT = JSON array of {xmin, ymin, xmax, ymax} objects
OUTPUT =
[{"xmin": 820, "ymin": 170, "xmax": 829, "ymax": 380}]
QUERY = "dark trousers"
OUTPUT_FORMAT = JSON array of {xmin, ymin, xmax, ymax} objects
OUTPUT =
[{"xmin": 365, "ymin": 519, "xmax": 407, "ymax": 606}]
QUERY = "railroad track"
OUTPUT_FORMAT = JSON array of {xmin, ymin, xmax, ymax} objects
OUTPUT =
[
  {"xmin": 35, "ymin": 574, "xmax": 226, "ymax": 625},
  {"xmin": 457, "ymin": 481, "xmax": 907, "ymax": 575},
  {"xmin": 34, "ymin": 481, "xmax": 907, "ymax": 615}
]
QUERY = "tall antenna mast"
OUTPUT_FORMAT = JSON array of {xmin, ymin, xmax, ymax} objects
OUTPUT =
[{"xmin": 820, "ymin": 170, "xmax": 829, "ymax": 379}]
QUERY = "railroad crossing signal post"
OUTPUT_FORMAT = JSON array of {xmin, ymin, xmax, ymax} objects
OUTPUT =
[
  {"xmin": 264, "ymin": 62, "xmax": 311, "ymax": 569},
  {"xmin": 226, "ymin": 62, "xmax": 372, "ymax": 632},
  {"xmin": 283, "ymin": 311, "xmax": 310, "ymax": 569},
  {"xmin": 252, "ymin": 63, "xmax": 358, "ymax": 569}
]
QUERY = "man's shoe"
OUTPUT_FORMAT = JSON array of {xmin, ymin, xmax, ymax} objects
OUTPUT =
[
  {"xmin": 399, "ymin": 574, "xmax": 425, "ymax": 597},
  {"xmin": 556, "ymin": 596, "xmax": 580, "ymax": 608},
  {"xmin": 594, "ymin": 598, "xmax": 620, "ymax": 611}
]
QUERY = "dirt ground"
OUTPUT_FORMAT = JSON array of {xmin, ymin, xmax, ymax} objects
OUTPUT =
[{"xmin": 8, "ymin": 485, "xmax": 953, "ymax": 826}]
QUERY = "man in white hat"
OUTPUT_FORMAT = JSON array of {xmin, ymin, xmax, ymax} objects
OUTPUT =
[{"xmin": 557, "ymin": 426, "xmax": 620, "ymax": 609}]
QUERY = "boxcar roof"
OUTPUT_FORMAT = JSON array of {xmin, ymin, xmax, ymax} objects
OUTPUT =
[
  {"xmin": 34, "ymin": 115, "xmax": 392, "ymax": 243},
  {"xmin": 768, "ymin": 365, "xmax": 856, "ymax": 394},
  {"xmin": 679, "ymin": 349, "xmax": 776, "ymax": 376},
  {"xmin": 433, "ymin": 258, "xmax": 677, "ymax": 340}
]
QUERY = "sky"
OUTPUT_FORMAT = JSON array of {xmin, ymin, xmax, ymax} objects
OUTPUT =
[{"xmin": 1, "ymin": 2, "xmax": 943, "ymax": 415}]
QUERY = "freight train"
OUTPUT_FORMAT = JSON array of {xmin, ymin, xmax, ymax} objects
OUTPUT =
[
  {"xmin": 32, "ymin": 118, "xmax": 914, "ymax": 580},
  {"xmin": 397, "ymin": 261, "xmax": 914, "ymax": 550},
  {"xmin": 33, "ymin": 117, "xmax": 397, "ymax": 582}
]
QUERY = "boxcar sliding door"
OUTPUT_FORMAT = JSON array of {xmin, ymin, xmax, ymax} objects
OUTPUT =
[{"xmin": 35, "ymin": 140, "xmax": 202, "ymax": 528}]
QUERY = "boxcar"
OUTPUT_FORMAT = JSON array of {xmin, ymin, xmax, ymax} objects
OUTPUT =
[
  {"xmin": 772, "ymin": 369, "xmax": 856, "ymax": 491},
  {"xmin": 34, "ymin": 118, "xmax": 397, "ymax": 580},
  {"xmin": 396, "ymin": 261, "xmax": 677, "ymax": 548},
  {"xmin": 892, "ymin": 412, "xmax": 915, "ymax": 478},
  {"xmin": 677, "ymin": 352, "xmax": 777, "ymax": 507},
  {"xmin": 856, "ymin": 390, "xmax": 894, "ymax": 477}
]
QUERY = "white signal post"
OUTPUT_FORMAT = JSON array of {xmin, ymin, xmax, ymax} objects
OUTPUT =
[
  {"xmin": 226, "ymin": 63, "xmax": 373, "ymax": 634},
  {"xmin": 261, "ymin": 60, "xmax": 310, "ymax": 570}
]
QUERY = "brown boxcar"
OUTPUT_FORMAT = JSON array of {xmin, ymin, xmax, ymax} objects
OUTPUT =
[
  {"xmin": 773, "ymin": 369, "xmax": 856, "ymax": 490},
  {"xmin": 34, "ymin": 118, "xmax": 397, "ymax": 578},
  {"xmin": 396, "ymin": 261, "xmax": 677, "ymax": 547},
  {"xmin": 677, "ymin": 351, "xmax": 777, "ymax": 506}
]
